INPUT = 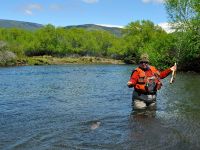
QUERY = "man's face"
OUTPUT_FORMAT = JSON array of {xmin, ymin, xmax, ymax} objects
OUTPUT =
[{"xmin": 140, "ymin": 61, "xmax": 149, "ymax": 69}]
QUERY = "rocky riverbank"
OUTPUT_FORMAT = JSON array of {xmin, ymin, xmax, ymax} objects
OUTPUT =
[{"xmin": 15, "ymin": 56, "xmax": 125, "ymax": 66}]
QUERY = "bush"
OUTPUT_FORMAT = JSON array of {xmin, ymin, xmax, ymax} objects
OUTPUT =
[{"xmin": 0, "ymin": 41, "xmax": 17, "ymax": 66}]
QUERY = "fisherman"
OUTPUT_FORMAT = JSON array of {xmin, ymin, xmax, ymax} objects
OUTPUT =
[{"xmin": 127, "ymin": 53, "xmax": 176, "ymax": 110}]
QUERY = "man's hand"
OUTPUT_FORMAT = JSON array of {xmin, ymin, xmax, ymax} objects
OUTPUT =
[
  {"xmin": 127, "ymin": 81, "xmax": 133, "ymax": 87},
  {"xmin": 170, "ymin": 65, "xmax": 177, "ymax": 72}
]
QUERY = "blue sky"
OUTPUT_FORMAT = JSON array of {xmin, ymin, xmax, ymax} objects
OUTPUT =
[{"xmin": 0, "ymin": 0, "xmax": 168, "ymax": 27}]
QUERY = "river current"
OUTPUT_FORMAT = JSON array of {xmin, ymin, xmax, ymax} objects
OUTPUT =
[{"xmin": 0, "ymin": 65, "xmax": 200, "ymax": 150}]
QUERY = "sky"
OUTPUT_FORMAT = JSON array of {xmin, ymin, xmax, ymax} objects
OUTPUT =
[{"xmin": 0, "ymin": 0, "xmax": 169, "ymax": 28}]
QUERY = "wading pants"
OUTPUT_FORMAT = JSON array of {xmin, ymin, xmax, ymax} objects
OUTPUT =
[{"xmin": 132, "ymin": 91, "xmax": 156, "ymax": 110}]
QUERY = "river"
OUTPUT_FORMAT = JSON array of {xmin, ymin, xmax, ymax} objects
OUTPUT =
[{"xmin": 0, "ymin": 65, "xmax": 200, "ymax": 150}]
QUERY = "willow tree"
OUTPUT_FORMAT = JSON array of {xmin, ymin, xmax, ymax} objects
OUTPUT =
[
  {"xmin": 123, "ymin": 20, "xmax": 173, "ymax": 67},
  {"xmin": 165, "ymin": 0, "xmax": 200, "ymax": 71}
]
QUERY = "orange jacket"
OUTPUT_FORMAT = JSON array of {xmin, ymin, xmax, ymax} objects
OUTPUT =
[
  {"xmin": 135, "ymin": 66, "xmax": 161, "ymax": 93},
  {"xmin": 129, "ymin": 66, "xmax": 171, "ymax": 93}
]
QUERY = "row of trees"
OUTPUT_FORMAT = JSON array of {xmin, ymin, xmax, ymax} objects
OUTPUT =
[
  {"xmin": 0, "ymin": 21, "xmax": 175, "ymax": 68},
  {"xmin": 0, "ymin": 25, "xmax": 123, "ymax": 57},
  {"xmin": 165, "ymin": 0, "xmax": 200, "ymax": 71}
]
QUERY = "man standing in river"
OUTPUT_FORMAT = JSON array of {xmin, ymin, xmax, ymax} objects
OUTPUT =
[{"xmin": 127, "ymin": 53, "xmax": 176, "ymax": 110}]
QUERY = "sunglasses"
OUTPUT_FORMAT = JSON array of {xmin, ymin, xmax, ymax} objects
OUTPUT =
[{"xmin": 140, "ymin": 61, "xmax": 149, "ymax": 64}]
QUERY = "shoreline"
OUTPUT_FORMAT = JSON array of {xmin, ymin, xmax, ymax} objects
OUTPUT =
[{"xmin": 15, "ymin": 56, "xmax": 125, "ymax": 66}]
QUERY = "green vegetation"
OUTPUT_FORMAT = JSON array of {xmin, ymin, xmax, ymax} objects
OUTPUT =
[
  {"xmin": 0, "ymin": 41, "xmax": 17, "ymax": 66},
  {"xmin": 0, "ymin": 0, "xmax": 199, "ymax": 71},
  {"xmin": 0, "ymin": 24, "xmax": 127, "ymax": 66},
  {"xmin": 165, "ymin": 0, "xmax": 200, "ymax": 71},
  {"xmin": 65, "ymin": 24, "xmax": 123, "ymax": 37}
]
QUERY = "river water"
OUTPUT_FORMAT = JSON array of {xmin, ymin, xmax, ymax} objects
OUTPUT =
[{"xmin": 0, "ymin": 65, "xmax": 200, "ymax": 150}]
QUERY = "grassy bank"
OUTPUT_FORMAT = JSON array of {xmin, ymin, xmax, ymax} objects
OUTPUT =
[{"xmin": 15, "ymin": 56, "xmax": 125, "ymax": 66}]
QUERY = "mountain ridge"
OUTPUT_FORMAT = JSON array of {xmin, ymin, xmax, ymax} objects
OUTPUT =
[
  {"xmin": 0, "ymin": 19, "xmax": 43, "ymax": 30},
  {"xmin": 0, "ymin": 19, "xmax": 123, "ymax": 36},
  {"xmin": 0, "ymin": 19, "xmax": 172, "ymax": 34},
  {"xmin": 64, "ymin": 24, "xmax": 123, "ymax": 36}
]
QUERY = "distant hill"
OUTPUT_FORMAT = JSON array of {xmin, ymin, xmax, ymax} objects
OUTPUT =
[
  {"xmin": 0, "ymin": 19, "xmax": 123, "ymax": 36},
  {"xmin": 64, "ymin": 24, "xmax": 123, "ymax": 37},
  {"xmin": 0, "ymin": 19, "xmax": 43, "ymax": 30}
]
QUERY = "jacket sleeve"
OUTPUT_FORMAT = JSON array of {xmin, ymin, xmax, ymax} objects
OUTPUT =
[
  {"xmin": 160, "ymin": 68, "xmax": 172, "ymax": 79},
  {"xmin": 129, "ymin": 70, "xmax": 139, "ymax": 86}
]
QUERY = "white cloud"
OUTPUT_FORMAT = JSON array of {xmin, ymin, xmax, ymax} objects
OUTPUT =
[
  {"xmin": 28, "ymin": 4, "xmax": 43, "ymax": 10},
  {"xmin": 23, "ymin": 3, "xmax": 43, "ymax": 15},
  {"xmin": 25, "ymin": 9, "xmax": 33, "ymax": 15},
  {"xmin": 82, "ymin": 0, "xmax": 99, "ymax": 4},
  {"xmin": 96, "ymin": 24, "xmax": 124, "ymax": 28},
  {"xmin": 158, "ymin": 22, "xmax": 174, "ymax": 33},
  {"xmin": 142, "ymin": 0, "xmax": 165, "ymax": 4}
]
